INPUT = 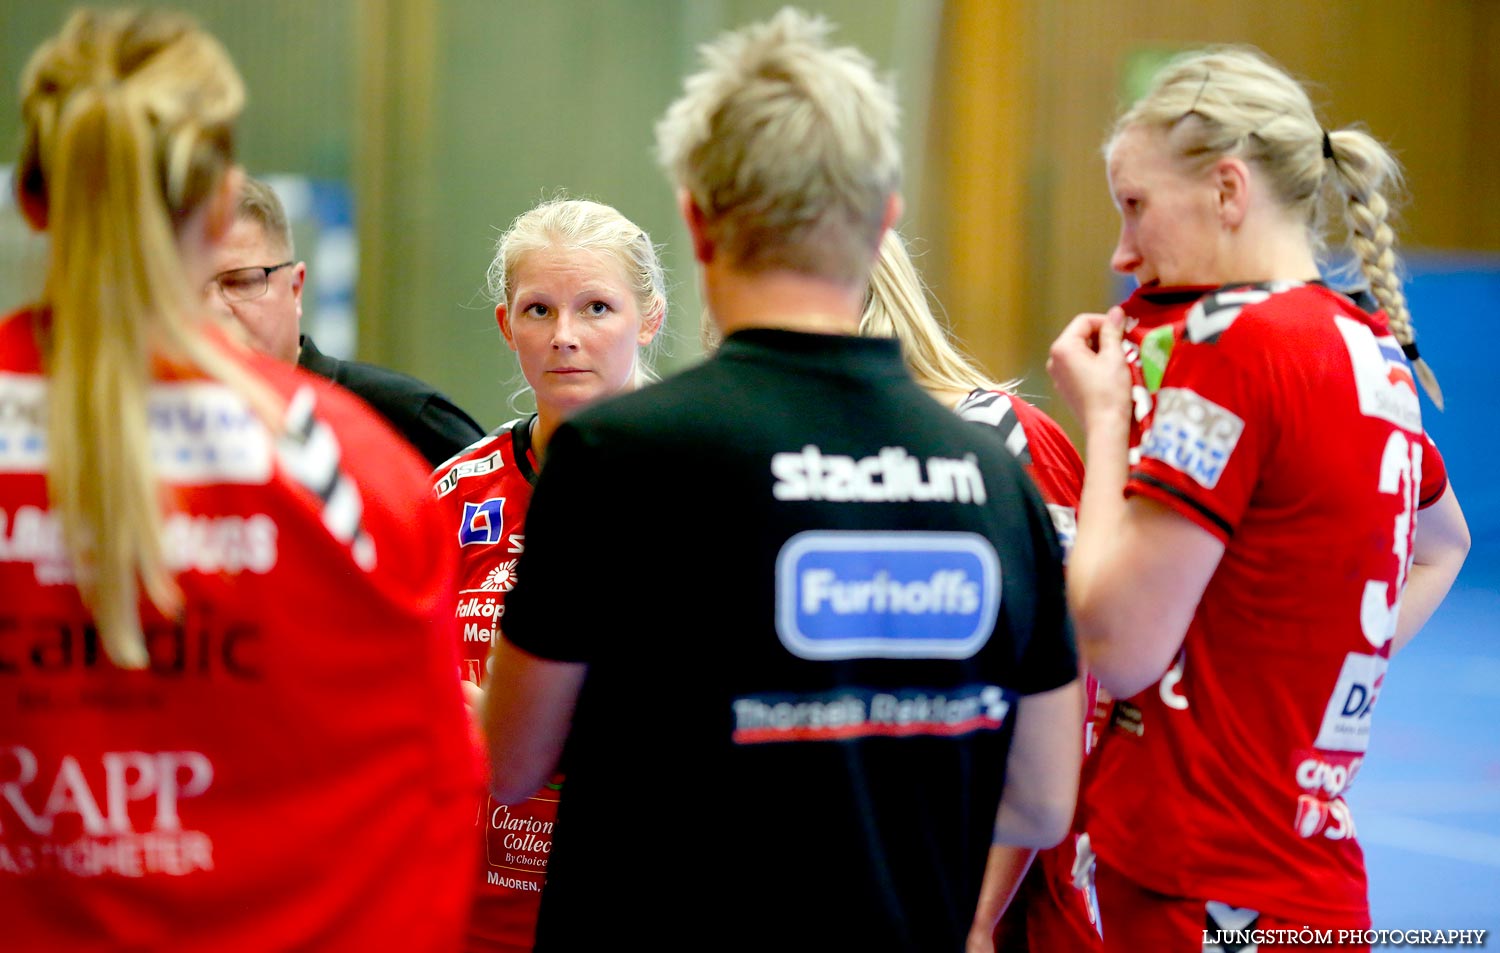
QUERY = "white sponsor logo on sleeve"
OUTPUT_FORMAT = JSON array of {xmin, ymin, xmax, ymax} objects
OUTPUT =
[
  {"xmin": 1139, "ymin": 387, "xmax": 1245, "ymax": 489},
  {"xmin": 1045, "ymin": 505, "xmax": 1077, "ymax": 559},
  {"xmin": 1335, "ymin": 316, "xmax": 1422, "ymax": 433}
]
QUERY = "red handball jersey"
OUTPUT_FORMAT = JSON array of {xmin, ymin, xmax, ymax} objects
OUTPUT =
[
  {"xmin": 1119, "ymin": 283, "xmax": 1447, "ymax": 504},
  {"xmin": 1086, "ymin": 282, "xmax": 1449, "ymax": 924},
  {"xmin": 1002, "ymin": 286, "xmax": 1225, "ymax": 953},
  {"xmin": 431, "ymin": 419, "xmax": 557, "ymax": 953},
  {"xmin": 0, "ymin": 308, "xmax": 478, "ymax": 951},
  {"xmin": 956, "ymin": 389, "xmax": 1104, "ymax": 952}
]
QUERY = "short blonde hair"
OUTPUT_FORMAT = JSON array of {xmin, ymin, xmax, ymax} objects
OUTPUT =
[
  {"xmin": 1114, "ymin": 46, "xmax": 1439, "ymax": 403},
  {"xmin": 655, "ymin": 7, "xmax": 901, "ymax": 283},
  {"xmin": 485, "ymin": 197, "xmax": 666, "ymax": 387}
]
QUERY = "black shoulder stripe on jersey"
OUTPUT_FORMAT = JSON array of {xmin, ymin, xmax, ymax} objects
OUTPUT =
[
  {"xmin": 1131, "ymin": 472, "xmax": 1234, "ymax": 539},
  {"xmin": 956, "ymin": 391, "xmax": 1015, "ymax": 426},
  {"xmin": 280, "ymin": 387, "xmax": 340, "ymax": 503},
  {"xmin": 1340, "ymin": 286, "xmax": 1378, "ymax": 314},
  {"xmin": 1420, "ymin": 482, "xmax": 1447, "ymax": 509},
  {"xmin": 1007, "ymin": 421, "xmax": 1033, "ymax": 465},
  {"xmin": 511, "ymin": 413, "xmax": 540, "ymax": 487},
  {"xmin": 956, "ymin": 391, "xmax": 1035, "ymax": 465},
  {"xmin": 276, "ymin": 385, "xmax": 377, "ymax": 569}
]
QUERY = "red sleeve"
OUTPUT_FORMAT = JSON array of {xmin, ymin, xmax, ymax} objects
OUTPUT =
[
  {"xmin": 300, "ymin": 371, "xmax": 460, "ymax": 622},
  {"xmin": 1004, "ymin": 395, "xmax": 1084, "ymax": 511},
  {"xmin": 1127, "ymin": 312, "xmax": 1269, "ymax": 543},
  {"xmin": 1418, "ymin": 431, "xmax": 1448, "ymax": 508}
]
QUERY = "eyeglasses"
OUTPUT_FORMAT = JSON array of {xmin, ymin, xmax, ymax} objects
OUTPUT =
[{"xmin": 209, "ymin": 261, "xmax": 294, "ymax": 301}]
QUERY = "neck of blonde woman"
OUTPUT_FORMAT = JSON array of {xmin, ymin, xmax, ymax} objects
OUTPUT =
[{"xmin": 1222, "ymin": 198, "xmax": 1322, "ymax": 285}]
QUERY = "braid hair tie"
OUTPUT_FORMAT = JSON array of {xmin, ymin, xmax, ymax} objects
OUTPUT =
[
  {"xmin": 1322, "ymin": 129, "xmax": 1348, "ymax": 176},
  {"xmin": 1394, "ymin": 335, "xmax": 1445, "ymax": 411},
  {"xmin": 1401, "ymin": 340, "xmax": 1445, "ymax": 411}
]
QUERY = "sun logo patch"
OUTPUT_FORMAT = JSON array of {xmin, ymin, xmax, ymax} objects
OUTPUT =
[{"xmin": 481, "ymin": 559, "xmax": 518, "ymax": 592}]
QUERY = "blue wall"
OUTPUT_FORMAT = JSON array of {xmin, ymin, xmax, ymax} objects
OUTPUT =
[{"xmin": 1405, "ymin": 254, "xmax": 1499, "ymax": 555}]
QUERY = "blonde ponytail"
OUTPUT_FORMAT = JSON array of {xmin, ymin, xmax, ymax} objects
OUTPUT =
[
  {"xmin": 44, "ymin": 82, "xmax": 182, "ymax": 667},
  {"xmin": 20, "ymin": 9, "xmax": 278, "ymax": 668},
  {"xmin": 860, "ymin": 230, "xmax": 1012, "ymax": 398}
]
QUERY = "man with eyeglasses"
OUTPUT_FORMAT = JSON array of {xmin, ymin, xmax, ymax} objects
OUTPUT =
[{"xmin": 206, "ymin": 175, "xmax": 484, "ymax": 466}]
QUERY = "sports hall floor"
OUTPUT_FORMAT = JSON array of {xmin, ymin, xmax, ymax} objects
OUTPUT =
[{"xmin": 1359, "ymin": 564, "xmax": 1499, "ymax": 929}]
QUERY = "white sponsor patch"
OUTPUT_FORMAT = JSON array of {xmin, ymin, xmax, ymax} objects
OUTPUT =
[
  {"xmin": 456, "ymin": 595, "xmax": 503, "ymax": 618},
  {"xmin": 731, "ymin": 684, "xmax": 1013, "ymax": 745},
  {"xmin": 0, "ymin": 373, "xmax": 46, "ymax": 472},
  {"xmin": 1185, "ymin": 288, "xmax": 1272, "ymax": 342},
  {"xmin": 2, "ymin": 507, "xmax": 278, "ymax": 582},
  {"xmin": 462, "ymin": 621, "xmax": 497, "ymax": 644},
  {"xmin": 1335, "ymin": 316, "xmax": 1422, "ymax": 434},
  {"xmin": 1314, "ymin": 652, "xmax": 1387, "ymax": 752},
  {"xmin": 148, "ymin": 383, "xmax": 273, "ymax": 484},
  {"xmin": 0, "ymin": 505, "xmax": 68, "ymax": 582},
  {"xmin": 161, "ymin": 513, "xmax": 278, "ymax": 575},
  {"xmin": 1295, "ymin": 752, "xmax": 1363, "ymax": 799},
  {"xmin": 3, "ymin": 376, "xmax": 273, "ymax": 484},
  {"xmin": 434, "ymin": 451, "xmax": 503, "ymax": 498},
  {"xmin": 1139, "ymin": 387, "xmax": 1245, "ymax": 489}
]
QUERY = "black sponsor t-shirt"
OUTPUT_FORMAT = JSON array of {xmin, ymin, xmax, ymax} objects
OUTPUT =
[{"xmin": 503, "ymin": 328, "xmax": 1076, "ymax": 952}]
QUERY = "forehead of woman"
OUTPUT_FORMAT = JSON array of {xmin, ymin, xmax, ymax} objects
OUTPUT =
[
  {"xmin": 1107, "ymin": 124, "xmax": 1203, "ymax": 193},
  {"xmin": 511, "ymin": 243, "xmax": 634, "ymax": 296}
]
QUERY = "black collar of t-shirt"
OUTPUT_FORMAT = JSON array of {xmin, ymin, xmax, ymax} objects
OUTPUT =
[{"xmin": 718, "ymin": 327, "xmax": 908, "ymax": 379}]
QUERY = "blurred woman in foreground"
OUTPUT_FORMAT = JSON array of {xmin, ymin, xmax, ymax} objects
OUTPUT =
[{"xmin": 2, "ymin": 9, "xmax": 475, "ymax": 949}]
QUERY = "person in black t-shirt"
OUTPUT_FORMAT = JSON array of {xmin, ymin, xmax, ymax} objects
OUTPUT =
[
  {"xmin": 205, "ymin": 175, "xmax": 483, "ymax": 466},
  {"xmin": 483, "ymin": 10, "xmax": 1083, "ymax": 952}
]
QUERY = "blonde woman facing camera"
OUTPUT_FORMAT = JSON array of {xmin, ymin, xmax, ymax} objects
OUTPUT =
[
  {"xmin": 1, "ymin": 9, "xmax": 476, "ymax": 949},
  {"xmin": 430, "ymin": 198, "xmax": 664, "ymax": 953},
  {"xmin": 1049, "ymin": 46, "xmax": 1469, "ymax": 951}
]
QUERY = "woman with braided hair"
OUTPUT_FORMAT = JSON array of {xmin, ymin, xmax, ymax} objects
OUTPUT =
[
  {"xmin": 2, "ymin": 10, "xmax": 476, "ymax": 948},
  {"xmin": 1048, "ymin": 46, "xmax": 1469, "ymax": 951}
]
